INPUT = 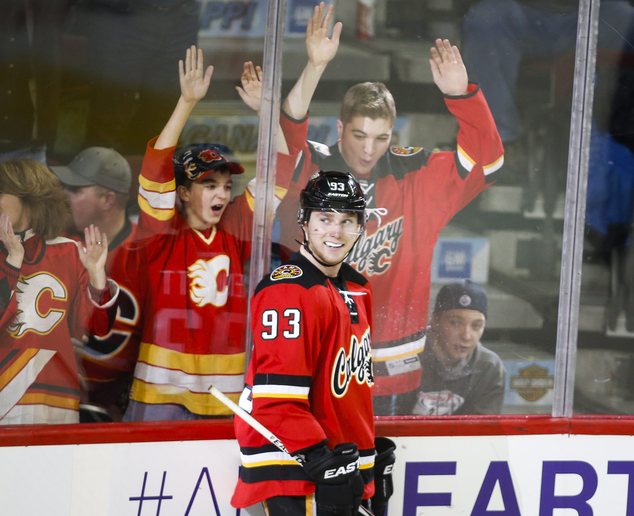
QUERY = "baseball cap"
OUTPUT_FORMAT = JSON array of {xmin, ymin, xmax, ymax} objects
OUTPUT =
[
  {"xmin": 51, "ymin": 147, "xmax": 131, "ymax": 193},
  {"xmin": 173, "ymin": 143, "xmax": 244, "ymax": 186},
  {"xmin": 434, "ymin": 280, "xmax": 488, "ymax": 317}
]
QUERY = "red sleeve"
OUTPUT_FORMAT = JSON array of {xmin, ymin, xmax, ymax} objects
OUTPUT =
[
  {"xmin": 280, "ymin": 110, "xmax": 310, "ymax": 155},
  {"xmin": 220, "ymin": 151, "xmax": 303, "ymax": 262},
  {"xmin": 444, "ymin": 83, "xmax": 505, "ymax": 182},
  {"xmin": 136, "ymin": 137, "xmax": 178, "ymax": 239},
  {"xmin": 248, "ymin": 283, "xmax": 328, "ymax": 453},
  {"xmin": 278, "ymin": 113, "xmax": 319, "ymax": 198}
]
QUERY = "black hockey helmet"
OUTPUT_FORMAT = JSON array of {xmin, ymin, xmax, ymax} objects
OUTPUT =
[{"xmin": 297, "ymin": 170, "xmax": 366, "ymax": 225}]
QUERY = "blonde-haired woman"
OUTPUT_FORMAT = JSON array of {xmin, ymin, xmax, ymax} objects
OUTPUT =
[{"xmin": 0, "ymin": 159, "xmax": 119, "ymax": 425}]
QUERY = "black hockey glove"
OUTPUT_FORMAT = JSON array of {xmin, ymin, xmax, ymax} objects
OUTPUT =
[
  {"xmin": 370, "ymin": 437, "xmax": 396, "ymax": 516},
  {"xmin": 302, "ymin": 443, "xmax": 365, "ymax": 515}
]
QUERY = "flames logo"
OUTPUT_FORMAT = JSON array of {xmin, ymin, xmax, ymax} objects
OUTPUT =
[
  {"xmin": 187, "ymin": 256, "xmax": 230, "ymax": 307},
  {"xmin": 199, "ymin": 149, "xmax": 223, "ymax": 163}
]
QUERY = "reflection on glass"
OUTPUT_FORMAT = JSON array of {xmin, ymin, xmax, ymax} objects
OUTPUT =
[
  {"xmin": 578, "ymin": 0, "xmax": 634, "ymax": 414},
  {"xmin": 1, "ymin": 1, "xmax": 273, "ymax": 424},
  {"xmin": 274, "ymin": 1, "xmax": 509, "ymax": 417}
]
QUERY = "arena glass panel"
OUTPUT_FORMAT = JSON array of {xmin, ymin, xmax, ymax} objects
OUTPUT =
[
  {"xmin": 574, "ymin": 0, "xmax": 634, "ymax": 415},
  {"xmin": 0, "ymin": 0, "xmax": 611, "ymax": 433},
  {"xmin": 0, "ymin": 0, "xmax": 269, "ymax": 426},
  {"xmin": 267, "ymin": 0, "xmax": 589, "ymax": 418}
]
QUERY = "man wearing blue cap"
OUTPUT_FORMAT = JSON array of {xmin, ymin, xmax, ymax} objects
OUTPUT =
[{"xmin": 409, "ymin": 280, "xmax": 505, "ymax": 415}]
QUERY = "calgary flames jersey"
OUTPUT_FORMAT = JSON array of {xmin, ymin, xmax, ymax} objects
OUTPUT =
[
  {"xmin": 232, "ymin": 253, "xmax": 375, "ymax": 507},
  {"xmin": 275, "ymin": 85, "xmax": 504, "ymax": 399},
  {"xmin": 78, "ymin": 219, "xmax": 141, "ymax": 417},
  {"xmin": 121, "ymin": 139, "xmax": 299, "ymax": 417},
  {"xmin": 0, "ymin": 231, "xmax": 118, "ymax": 424}
]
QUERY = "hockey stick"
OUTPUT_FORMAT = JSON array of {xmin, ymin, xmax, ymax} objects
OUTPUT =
[
  {"xmin": 209, "ymin": 385, "xmax": 374, "ymax": 516},
  {"xmin": 209, "ymin": 385, "xmax": 292, "ymax": 457}
]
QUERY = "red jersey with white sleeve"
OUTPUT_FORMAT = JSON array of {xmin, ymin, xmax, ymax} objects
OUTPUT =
[
  {"xmin": 122, "ymin": 138, "xmax": 299, "ymax": 417},
  {"xmin": 0, "ymin": 232, "xmax": 118, "ymax": 425},
  {"xmin": 275, "ymin": 84, "xmax": 504, "ymax": 400},
  {"xmin": 232, "ymin": 253, "xmax": 375, "ymax": 507}
]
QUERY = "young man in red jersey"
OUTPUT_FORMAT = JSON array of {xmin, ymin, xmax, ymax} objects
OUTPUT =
[
  {"xmin": 274, "ymin": 3, "xmax": 504, "ymax": 415},
  {"xmin": 233, "ymin": 171, "xmax": 395, "ymax": 516},
  {"xmin": 119, "ymin": 47, "xmax": 296, "ymax": 421}
]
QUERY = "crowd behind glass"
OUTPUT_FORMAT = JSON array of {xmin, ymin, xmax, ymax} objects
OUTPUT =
[{"xmin": 1, "ymin": 0, "xmax": 633, "ymax": 426}]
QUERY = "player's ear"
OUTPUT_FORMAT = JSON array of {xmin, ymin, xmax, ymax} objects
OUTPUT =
[{"xmin": 336, "ymin": 119, "xmax": 344, "ymax": 142}]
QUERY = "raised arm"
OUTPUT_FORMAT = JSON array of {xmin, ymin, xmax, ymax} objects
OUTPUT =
[
  {"xmin": 154, "ymin": 45, "xmax": 214, "ymax": 150},
  {"xmin": 429, "ymin": 38, "xmax": 468, "ymax": 97},
  {"xmin": 282, "ymin": 2, "xmax": 342, "ymax": 119},
  {"xmin": 236, "ymin": 61, "xmax": 289, "ymax": 155}
]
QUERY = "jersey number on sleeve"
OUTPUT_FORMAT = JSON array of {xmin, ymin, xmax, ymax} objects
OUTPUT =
[{"xmin": 261, "ymin": 308, "xmax": 301, "ymax": 340}]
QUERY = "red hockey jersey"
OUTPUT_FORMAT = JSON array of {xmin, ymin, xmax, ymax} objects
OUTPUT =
[
  {"xmin": 78, "ymin": 219, "xmax": 141, "ymax": 417},
  {"xmin": 122, "ymin": 139, "xmax": 299, "ymax": 417},
  {"xmin": 275, "ymin": 84, "xmax": 504, "ymax": 398},
  {"xmin": 0, "ymin": 231, "xmax": 118, "ymax": 424},
  {"xmin": 232, "ymin": 253, "xmax": 375, "ymax": 507}
]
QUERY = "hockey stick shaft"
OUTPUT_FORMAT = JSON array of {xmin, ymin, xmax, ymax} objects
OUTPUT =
[
  {"xmin": 209, "ymin": 385, "xmax": 374, "ymax": 516},
  {"xmin": 209, "ymin": 385, "xmax": 290, "ymax": 455}
]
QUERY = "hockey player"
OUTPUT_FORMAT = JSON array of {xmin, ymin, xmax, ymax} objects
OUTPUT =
[
  {"xmin": 120, "ymin": 48, "xmax": 296, "ymax": 421},
  {"xmin": 273, "ymin": 3, "xmax": 504, "ymax": 414},
  {"xmin": 232, "ymin": 171, "xmax": 395, "ymax": 515},
  {"xmin": 0, "ymin": 160, "xmax": 119, "ymax": 425}
]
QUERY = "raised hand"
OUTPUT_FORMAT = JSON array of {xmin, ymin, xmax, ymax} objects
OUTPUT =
[
  {"xmin": 0, "ymin": 213, "xmax": 24, "ymax": 269},
  {"xmin": 429, "ymin": 38, "xmax": 468, "ymax": 97},
  {"xmin": 236, "ymin": 61, "xmax": 263, "ymax": 113},
  {"xmin": 76, "ymin": 224, "xmax": 108, "ymax": 289},
  {"xmin": 306, "ymin": 2, "xmax": 342, "ymax": 69},
  {"xmin": 179, "ymin": 45, "xmax": 214, "ymax": 103}
]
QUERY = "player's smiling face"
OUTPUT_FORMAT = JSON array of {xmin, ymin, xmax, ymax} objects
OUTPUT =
[
  {"xmin": 432, "ymin": 309, "xmax": 486, "ymax": 365},
  {"xmin": 337, "ymin": 115, "xmax": 393, "ymax": 178},
  {"xmin": 303, "ymin": 210, "xmax": 361, "ymax": 271},
  {"xmin": 178, "ymin": 170, "xmax": 232, "ymax": 230}
]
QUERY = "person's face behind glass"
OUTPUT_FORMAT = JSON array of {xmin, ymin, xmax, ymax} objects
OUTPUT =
[
  {"xmin": 63, "ymin": 185, "xmax": 107, "ymax": 232},
  {"xmin": 178, "ymin": 170, "xmax": 233, "ymax": 231},
  {"xmin": 0, "ymin": 193, "xmax": 29, "ymax": 232},
  {"xmin": 337, "ymin": 115, "xmax": 393, "ymax": 178},
  {"xmin": 432, "ymin": 308, "xmax": 486, "ymax": 364}
]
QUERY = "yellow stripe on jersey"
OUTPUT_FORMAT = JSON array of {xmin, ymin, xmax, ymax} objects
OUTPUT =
[
  {"xmin": 130, "ymin": 381, "xmax": 239, "ymax": 416},
  {"xmin": 456, "ymin": 144, "xmax": 476, "ymax": 172},
  {"xmin": 133, "ymin": 361, "xmax": 244, "ymax": 394},
  {"xmin": 137, "ymin": 195, "xmax": 174, "ymax": 221},
  {"xmin": 0, "ymin": 348, "xmax": 40, "ymax": 390},
  {"xmin": 137, "ymin": 342, "xmax": 245, "ymax": 375},
  {"xmin": 240, "ymin": 449, "xmax": 299, "ymax": 468},
  {"xmin": 20, "ymin": 392, "xmax": 79, "ymax": 411},
  {"xmin": 483, "ymin": 153, "xmax": 504, "ymax": 175},
  {"xmin": 241, "ymin": 459, "xmax": 299, "ymax": 468},
  {"xmin": 139, "ymin": 174, "xmax": 176, "ymax": 193},
  {"xmin": 245, "ymin": 181, "xmax": 288, "ymax": 212},
  {"xmin": 372, "ymin": 338, "xmax": 425, "ymax": 362},
  {"xmin": 251, "ymin": 392, "xmax": 308, "ymax": 400}
]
